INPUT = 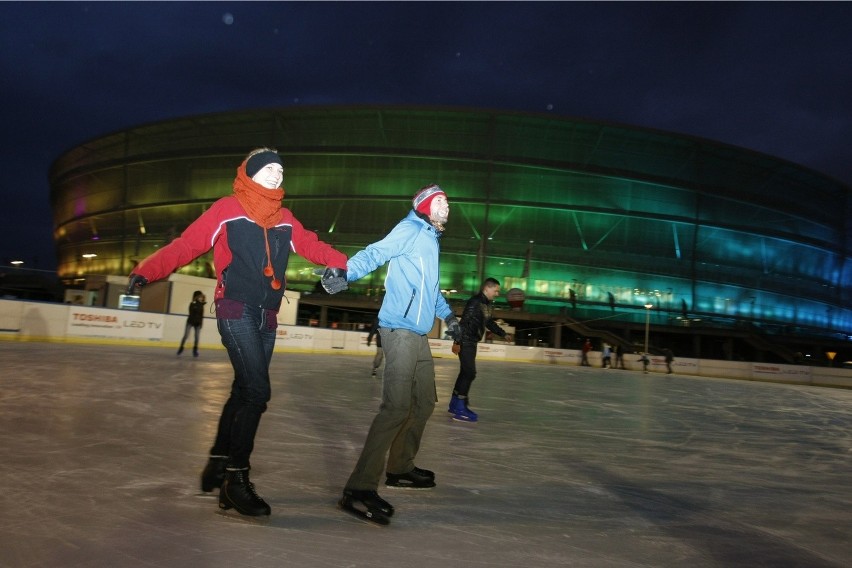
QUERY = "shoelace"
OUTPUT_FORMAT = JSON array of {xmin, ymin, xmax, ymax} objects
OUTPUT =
[{"xmin": 246, "ymin": 481, "xmax": 266, "ymax": 501}]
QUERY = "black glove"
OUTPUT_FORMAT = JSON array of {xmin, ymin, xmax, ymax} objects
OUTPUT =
[
  {"xmin": 320, "ymin": 267, "xmax": 348, "ymax": 294},
  {"xmin": 126, "ymin": 273, "xmax": 148, "ymax": 296},
  {"xmin": 445, "ymin": 315, "xmax": 461, "ymax": 342}
]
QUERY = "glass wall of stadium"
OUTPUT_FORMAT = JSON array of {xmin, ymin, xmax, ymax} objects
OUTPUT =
[{"xmin": 49, "ymin": 106, "xmax": 852, "ymax": 354}]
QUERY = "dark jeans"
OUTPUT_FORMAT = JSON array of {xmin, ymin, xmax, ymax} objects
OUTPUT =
[
  {"xmin": 179, "ymin": 322, "xmax": 201, "ymax": 351},
  {"xmin": 452, "ymin": 342, "xmax": 478, "ymax": 398},
  {"xmin": 346, "ymin": 328, "xmax": 437, "ymax": 490},
  {"xmin": 210, "ymin": 305, "xmax": 276, "ymax": 469}
]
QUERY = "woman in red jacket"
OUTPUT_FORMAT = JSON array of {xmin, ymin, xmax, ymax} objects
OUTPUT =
[{"xmin": 127, "ymin": 148, "xmax": 347, "ymax": 517}]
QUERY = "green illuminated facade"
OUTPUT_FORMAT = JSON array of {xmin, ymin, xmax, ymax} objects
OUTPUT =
[{"xmin": 50, "ymin": 106, "xmax": 852, "ymax": 337}]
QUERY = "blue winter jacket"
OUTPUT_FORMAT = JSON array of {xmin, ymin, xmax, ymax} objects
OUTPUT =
[{"xmin": 347, "ymin": 210, "xmax": 452, "ymax": 335}]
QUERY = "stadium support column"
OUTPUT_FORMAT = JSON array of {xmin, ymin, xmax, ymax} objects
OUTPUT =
[
  {"xmin": 550, "ymin": 323, "xmax": 562, "ymax": 349},
  {"xmin": 478, "ymin": 113, "xmax": 496, "ymax": 288},
  {"xmin": 691, "ymin": 191, "xmax": 700, "ymax": 318},
  {"xmin": 644, "ymin": 303, "xmax": 653, "ymax": 354}
]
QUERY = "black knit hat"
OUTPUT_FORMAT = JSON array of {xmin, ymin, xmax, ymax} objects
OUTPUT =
[{"xmin": 245, "ymin": 151, "xmax": 283, "ymax": 178}]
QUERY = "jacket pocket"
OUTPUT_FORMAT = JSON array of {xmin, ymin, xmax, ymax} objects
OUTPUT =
[
  {"xmin": 402, "ymin": 288, "xmax": 416, "ymax": 319},
  {"xmin": 214, "ymin": 298, "xmax": 244, "ymax": 320}
]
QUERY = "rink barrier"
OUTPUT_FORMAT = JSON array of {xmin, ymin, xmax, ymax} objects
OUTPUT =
[{"xmin": 1, "ymin": 298, "xmax": 850, "ymax": 388}]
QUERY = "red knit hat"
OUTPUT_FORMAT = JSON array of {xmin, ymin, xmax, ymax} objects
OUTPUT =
[{"xmin": 412, "ymin": 184, "xmax": 446, "ymax": 215}]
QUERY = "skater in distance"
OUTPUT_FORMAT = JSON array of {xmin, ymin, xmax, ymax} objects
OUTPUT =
[
  {"xmin": 321, "ymin": 183, "xmax": 460, "ymax": 525},
  {"xmin": 367, "ymin": 316, "xmax": 383, "ymax": 378},
  {"xmin": 177, "ymin": 290, "xmax": 206, "ymax": 357},
  {"xmin": 449, "ymin": 277, "xmax": 513, "ymax": 422},
  {"xmin": 127, "ymin": 147, "xmax": 348, "ymax": 517}
]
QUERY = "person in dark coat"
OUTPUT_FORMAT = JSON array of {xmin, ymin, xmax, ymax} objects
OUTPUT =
[
  {"xmin": 449, "ymin": 277, "xmax": 513, "ymax": 422},
  {"xmin": 663, "ymin": 348, "xmax": 674, "ymax": 374},
  {"xmin": 177, "ymin": 290, "xmax": 206, "ymax": 357},
  {"xmin": 367, "ymin": 317, "xmax": 383, "ymax": 377}
]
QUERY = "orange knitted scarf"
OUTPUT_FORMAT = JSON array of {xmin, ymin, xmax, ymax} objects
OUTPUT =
[
  {"xmin": 232, "ymin": 161, "xmax": 284, "ymax": 228},
  {"xmin": 232, "ymin": 161, "xmax": 285, "ymax": 289}
]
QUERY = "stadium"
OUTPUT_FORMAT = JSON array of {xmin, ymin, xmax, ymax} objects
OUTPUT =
[{"xmin": 48, "ymin": 106, "xmax": 852, "ymax": 363}]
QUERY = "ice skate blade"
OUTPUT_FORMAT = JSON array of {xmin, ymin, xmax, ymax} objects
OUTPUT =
[
  {"xmin": 338, "ymin": 499, "xmax": 390, "ymax": 526},
  {"xmin": 218, "ymin": 499, "xmax": 271, "ymax": 517},
  {"xmin": 216, "ymin": 507, "xmax": 271, "ymax": 524},
  {"xmin": 384, "ymin": 483, "xmax": 435, "ymax": 490},
  {"xmin": 385, "ymin": 477, "xmax": 436, "ymax": 490},
  {"xmin": 450, "ymin": 414, "xmax": 478, "ymax": 423}
]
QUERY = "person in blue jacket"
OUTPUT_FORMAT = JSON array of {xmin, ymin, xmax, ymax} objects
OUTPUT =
[{"xmin": 323, "ymin": 183, "xmax": 461, "ymax": 525}]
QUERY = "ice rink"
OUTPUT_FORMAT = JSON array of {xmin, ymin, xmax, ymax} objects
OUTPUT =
[{"xmin": 1, "ymin": 341, "xmax": 851, "ymax": 567}]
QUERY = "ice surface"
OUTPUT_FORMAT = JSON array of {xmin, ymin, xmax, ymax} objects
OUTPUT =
[{"xmin": 1, "ymin": 342, "xmax": 850, "ymax": 567}]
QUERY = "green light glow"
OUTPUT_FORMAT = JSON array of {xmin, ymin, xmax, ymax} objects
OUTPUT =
[{"xmin": 49, "ymin": 107, "xmax": 852, "ymax": 333}]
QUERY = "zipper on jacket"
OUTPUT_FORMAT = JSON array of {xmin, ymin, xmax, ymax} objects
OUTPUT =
[
  {"xmin": 403, "ymin": 288, "xmax": 416, "ymax": 319},
  {"xmin": 416, "ymin": 256, "xmax": 425, "ymax": 324}
]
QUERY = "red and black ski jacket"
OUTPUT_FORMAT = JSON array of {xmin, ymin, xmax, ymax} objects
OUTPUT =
[{"xmin": 133, "ymin": 196, "xmax": 347, "ymax": 311}]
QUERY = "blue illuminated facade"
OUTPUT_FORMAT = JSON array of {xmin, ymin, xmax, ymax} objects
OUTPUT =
[{"xmin": 49, "ymin": 106, "xmax": 852, "ymax": 351}]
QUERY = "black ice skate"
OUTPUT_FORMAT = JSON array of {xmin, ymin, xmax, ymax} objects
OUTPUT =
[
  {"xmin": 219, "ymin": 468, "xmax": 271, "ymax": 516},
  {"xmin": 200, "ymin": 456, "xmax": 228, "ymax": 492},
  {"xmin": 385, "ymin": 466, "xmax": 436, "ymax": 489},
  {"xmin": 338, "ymin": 489, "xmax": 394, "ymax": 525}
]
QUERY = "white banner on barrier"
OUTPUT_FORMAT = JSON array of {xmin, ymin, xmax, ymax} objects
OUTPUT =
[
  {"xmin": 476, "ymin": 343, "xmax": 506, "ymax": 357},
  {"xmin": 669, "ymin": 358, "xmax": 699, "ymax": 373},
  {"xmin": 275, "ymin": 327, "xmax": 315, "ymax": 349},
  {"xmin": 66, "ymin": 306, "xmax": 165, "ymax": 340},
  {"xmin": 428, "ymin": 339, "xmax": 455, "ymax": 356},
  {"xmin": 751, "ymin": 363, "xmax": 812, "ymax": 382},
  {"xmin": 477, "ymin": 343, "xmax": 508, "ymax": 358}
]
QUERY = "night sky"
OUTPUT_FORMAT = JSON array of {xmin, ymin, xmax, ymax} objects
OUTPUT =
[{"xmin": 2, "ymin": 1, "xmax": 850, "ymax": 271}]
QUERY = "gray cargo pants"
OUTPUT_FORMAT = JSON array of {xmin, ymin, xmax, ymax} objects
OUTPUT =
[{"xmin": 345, "ymin": 327, "xmax": 437, "ymax": 490}]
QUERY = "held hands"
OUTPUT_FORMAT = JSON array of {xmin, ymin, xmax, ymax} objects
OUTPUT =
[
  {"xmin": 320, "ymin": 267, "xmax": 348, "ymax": 294},
  {"xmin": 504, "ymin": 333, "xmax": 514, "ymax": 343},
  {"xmin": 444, "ymin": 315, "xmax": 461, "ymax": 342},
  {"xmin": 126, "ymin": 274, "xmax": 148, "ymax": 296}
]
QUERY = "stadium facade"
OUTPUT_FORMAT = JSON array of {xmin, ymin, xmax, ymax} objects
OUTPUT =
[{"xmin": 49, "ymin": 106, "xmax": 852, "ymax": 361}]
